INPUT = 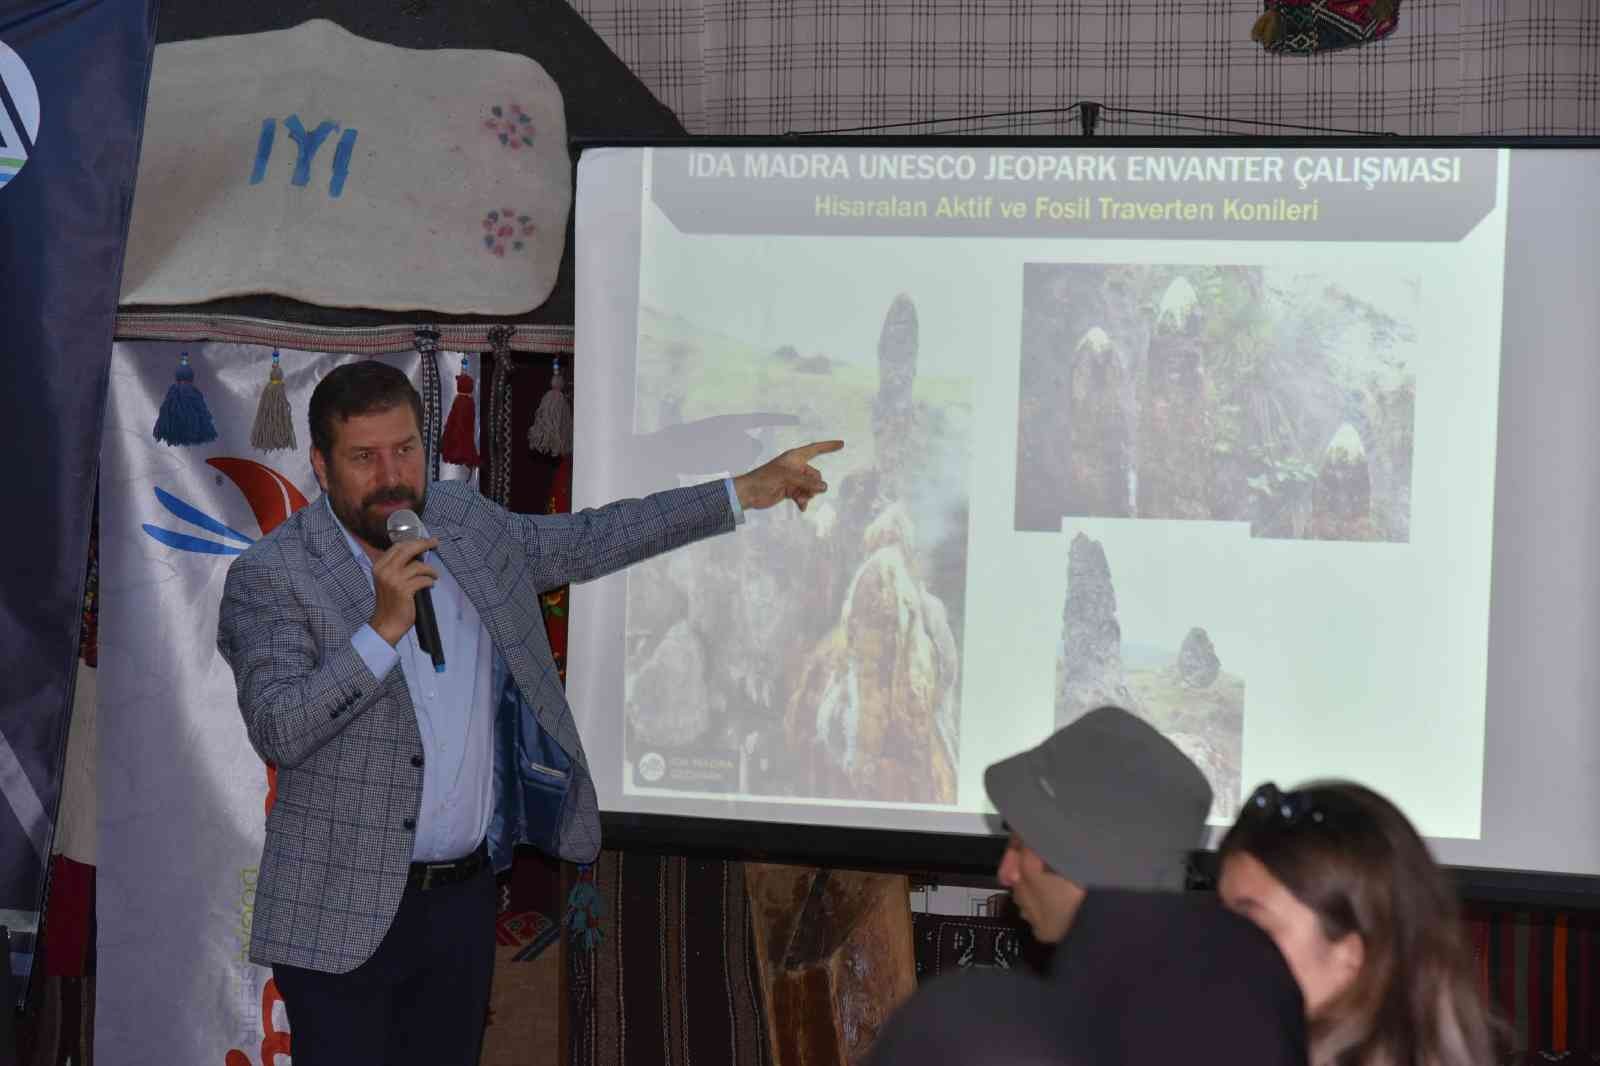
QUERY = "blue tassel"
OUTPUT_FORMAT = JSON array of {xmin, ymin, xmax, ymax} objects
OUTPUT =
[
  {"xmin": 566, "ymin": 867, "xmax": 606, "ymax": 949},
  {"xmin": 153, "ymin": 352, "xmax": 219, "ymax": 446}
]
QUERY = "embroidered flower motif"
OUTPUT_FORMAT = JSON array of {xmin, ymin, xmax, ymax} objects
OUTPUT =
[
  {"xmin": 481, "ymin": 208, "xmax": 537, "ymax": 257},
  {"xmin": 482, "ymin": 102, "xmax": 536, "ymax": 149}
]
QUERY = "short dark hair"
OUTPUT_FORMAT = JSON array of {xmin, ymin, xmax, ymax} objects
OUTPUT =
[{"xmin": 308, "ymin": 360, "xmax": 424, "ymax": 457}]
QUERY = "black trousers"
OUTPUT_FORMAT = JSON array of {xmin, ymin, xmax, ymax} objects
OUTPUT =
[{"xmin": 272, "ymin": 861, "xmax": 496, "ymax": 1066}]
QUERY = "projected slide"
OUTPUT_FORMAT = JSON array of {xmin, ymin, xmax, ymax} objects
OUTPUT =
[
  {"xmin": 573, "ymin": 145, "xmax": 1506, "ymax": 839},
  {"xmin": 1015, "ymin": 264, "xmax": 1418, "ymax": 543},
  {"xmin": 623, "ymin": 289, "xmax": 970, "ymax": 806}
]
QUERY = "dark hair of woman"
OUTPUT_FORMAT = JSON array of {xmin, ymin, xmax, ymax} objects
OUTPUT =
[{"xmin": 1218, "ymin": 780, "xmax": 1500, "ymax": 1066}]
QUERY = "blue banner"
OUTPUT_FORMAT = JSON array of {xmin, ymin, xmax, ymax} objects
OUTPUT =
[{"xmin": 0, "ymin": 0, "xmax": 156, "ymax": 995}]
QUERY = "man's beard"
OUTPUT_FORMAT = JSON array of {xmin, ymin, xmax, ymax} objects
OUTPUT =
[{"xmin": 332, "ymin": 482, "xmax": 427, "ymax": 552}]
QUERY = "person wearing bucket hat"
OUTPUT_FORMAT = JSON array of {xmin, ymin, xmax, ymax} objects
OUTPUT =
[
  {"xmin": 868, "ymin": 903, "xmax": 1307, "ymax": 1066},
  {"xmin": 866, "ymin": 970, "xmax": 1087, "ymax": 1066},
  {"xmin": 886, "ymin": 706, "xmax": 1309, "ymax": 1065},
  {"xmin": 983, "ymin": 705, "xmax": 1213, "ymax": 943}
]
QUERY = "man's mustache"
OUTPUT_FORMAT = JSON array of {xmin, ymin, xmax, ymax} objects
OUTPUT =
[{"xmin": 363, "ymin": 487, "xmax": 420, "ymax": 509}]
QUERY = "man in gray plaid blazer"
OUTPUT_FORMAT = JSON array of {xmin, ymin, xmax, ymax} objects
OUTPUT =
[{"xmin": 216, "ymin": 360, "xmax": 838, "ymax": 1065}]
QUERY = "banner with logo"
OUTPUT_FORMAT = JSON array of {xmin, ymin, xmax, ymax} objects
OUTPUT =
[
  {"xmin": 0, "ymin": 0, "xmax": 156, "ymax": 995},
  {"xmin": 98, "ymin": 340, "xmax": 475, "ymax": 1066}
]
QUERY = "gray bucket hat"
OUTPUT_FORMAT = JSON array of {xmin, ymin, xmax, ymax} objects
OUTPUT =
[{"xmin": 983, "ymin": 707, "xmax": 1213, "ymax": 890}]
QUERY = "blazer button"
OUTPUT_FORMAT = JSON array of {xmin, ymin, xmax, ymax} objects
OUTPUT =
[
  {"xmin": 403, "ymin": 817, "xmax": 417, "ymax": 830},
  {"xmin": 411, "ymin": 755, "xmax": 424, "ymax": 768},
  {"xmin": 329, "ymin": 708, "xmax": 341, "ymax": 718}
]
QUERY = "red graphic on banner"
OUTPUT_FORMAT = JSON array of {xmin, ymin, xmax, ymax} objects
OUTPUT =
[
  {"xmin": 223, "ymin": 978, "xmax": 291, "ymax": 1065},
  {"xmin": 208, "ymin": 457, "xmax": 309, "ymax": 535}
]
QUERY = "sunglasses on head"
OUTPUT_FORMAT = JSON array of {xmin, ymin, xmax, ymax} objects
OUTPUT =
[{"xmin": 1243, "ymin": 781, "xmax": 1328, "ymax": 828}]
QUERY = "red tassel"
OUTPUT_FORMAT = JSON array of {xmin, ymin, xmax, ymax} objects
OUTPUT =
[{"xmin": 441, "ymin": 355, "xmax": 480, "ymax": 468}]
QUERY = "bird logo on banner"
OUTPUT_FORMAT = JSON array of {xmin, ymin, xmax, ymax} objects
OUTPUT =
[{"xmin": 141, "ymin": 458, "xmax": 310, "ymax": 554}]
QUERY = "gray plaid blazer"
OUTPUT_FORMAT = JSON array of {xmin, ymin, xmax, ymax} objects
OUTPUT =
[{"xmin": 216, "ymin": 478, "xmax": 733, "ymax": 973}]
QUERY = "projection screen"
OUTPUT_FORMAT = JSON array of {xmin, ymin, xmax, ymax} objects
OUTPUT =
[{"xmin": 569, "ymin": 140, "xmax": 1600, "ymax": 884}]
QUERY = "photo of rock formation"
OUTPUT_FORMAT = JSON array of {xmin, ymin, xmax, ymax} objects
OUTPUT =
[
  {"xmin": 1016, "ymin": 264, "xmax": 1418, "ymax": 543},
  {"xmin": 623, "ymin": 292, "xmax": 971, "ymax": 805},
  {"xmin": 1056, "ymin": 532, "xmax": 1243, "ymax": 822}
]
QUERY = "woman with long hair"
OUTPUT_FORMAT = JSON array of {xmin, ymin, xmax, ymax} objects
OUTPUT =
[{"xmin": 1218, "ymin": 781, "xmax": 1499, "ymax": 1066}]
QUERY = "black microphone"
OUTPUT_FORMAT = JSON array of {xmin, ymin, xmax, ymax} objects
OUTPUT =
[{"xmin": 386, "ymin": 508, "xmax": 445, "ymax": 673}]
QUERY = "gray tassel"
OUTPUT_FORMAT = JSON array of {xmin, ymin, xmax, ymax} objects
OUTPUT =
[
  {"xmin": 250, "ymin": 351, "xmax": 296, "ymax": 451},
  {"xmin": 528, "ymin": 356, "xmax": 573, "ymax": 457}
]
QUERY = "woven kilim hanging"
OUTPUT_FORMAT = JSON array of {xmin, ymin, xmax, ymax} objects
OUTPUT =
[{"xmin": 1252, "ymin": 0, "xmax": 1398, "ymax": 55}]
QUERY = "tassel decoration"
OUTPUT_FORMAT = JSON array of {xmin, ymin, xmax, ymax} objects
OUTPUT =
[
  {"xmin": 528, "ymin": 356, "xmax": 573, "ymax": 457},
  {"xmin": 440, "ymin": 353, "xmax": 481, "ymax": 468},
  {"xmin": 566, "ymin": 865, "xmax": 606, "ymax": 950},
  {"xmin": 153, "ymin": 352, "xmax": 219, "ymax": 446},
  {"xmin": 250, "ymin": 351, "xmax": 296, "ymax": 452},
  {"xmin": 1251, "ymin": 10, "xmax": 1282, "ymax": 45}
]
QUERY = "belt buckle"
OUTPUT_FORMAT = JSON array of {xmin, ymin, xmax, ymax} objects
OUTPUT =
[{"xmin": 420, "ymin": 860, "xmax": 447, "ymax": 891}]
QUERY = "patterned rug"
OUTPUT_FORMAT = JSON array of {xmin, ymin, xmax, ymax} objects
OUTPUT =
[
  {"xmin": 912, "ymin": 912, "xmax": 1055, "ymax": 981},
  {"xmin": 1466, "ymin": 903, "xmax": 1600, "ymax": 1057},
  {"xmin": 568, "ymin": 852, "xmax": 772, "ymax": 1066},
  {"xmin": 481, "ymin": 849, "xmax": 566, "ymax": 1063}
]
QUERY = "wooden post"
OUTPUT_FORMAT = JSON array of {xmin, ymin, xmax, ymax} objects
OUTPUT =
[{"xmin": 744, "ymin": 864, "xmax": 917, "ymax": 1066}]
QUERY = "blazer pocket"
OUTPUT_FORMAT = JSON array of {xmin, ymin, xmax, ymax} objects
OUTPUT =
[
  {"xmin": 522, "ymin": 759, "xmax": 568, "ymax": 784},
  {"xmin": 517, "ymin": 711, "xmax": 573, "ymax": 855},
  {"xmin": 517, "ymin": 696, "xmax": 573, "ymax": 785}
]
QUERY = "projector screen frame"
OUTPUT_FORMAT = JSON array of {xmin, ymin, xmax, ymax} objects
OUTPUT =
[
  {"xmin": 569, "ymin": 134, "xmax": 1600, "ymax": 909},
  {"xmin": 599, "ymin": 813, "xmax": 1600, "ymax": 909},
  {"xmin": 572, "ymin": 133, "xmax": 1600, "ymax": 151}
]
